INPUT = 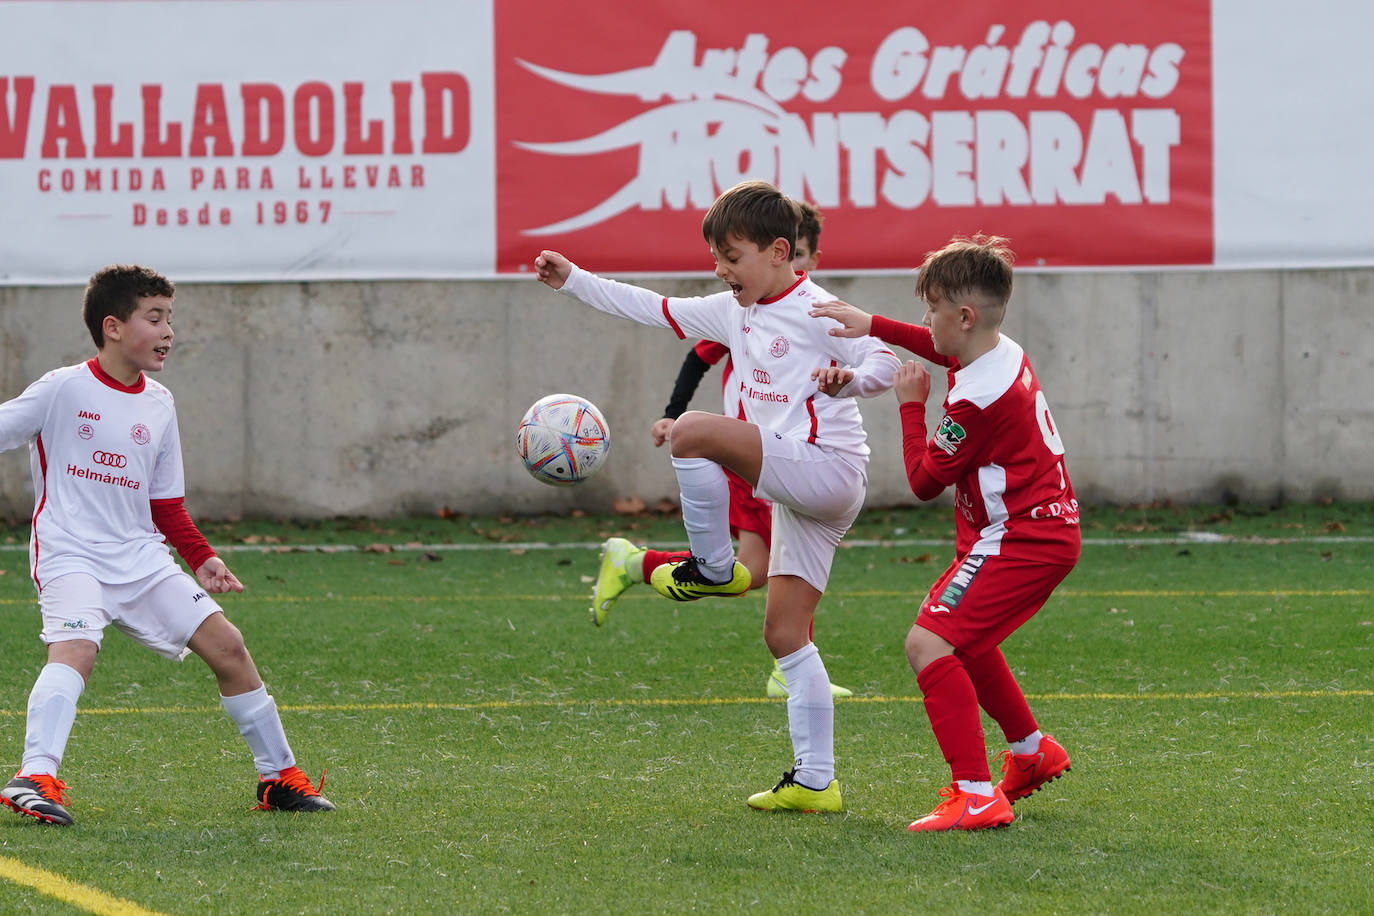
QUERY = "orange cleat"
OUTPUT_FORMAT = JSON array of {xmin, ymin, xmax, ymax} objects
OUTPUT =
[
  {"xmin": 996, "ymin": 735, "xmax": 1071, "ymax": 803},
  {"xmin": 1, "ymin": 773, "xmax": 74, "ymax": 826},
  {"xmin": 253, "ymin": 766, "xmax": 335, "ymax": 812},
  {"xmin": 907, "ymin": 784, "xmax": 1014, "ymax": 832}
]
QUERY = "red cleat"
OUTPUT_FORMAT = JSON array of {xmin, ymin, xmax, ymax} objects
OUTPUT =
[
  {"xmin": 907, "ymin": 784, "xmax": 1014, "ymax": 832},
  {"xmin": 996, "ymin": 735, "xmax": 1071, "ymax": 803}
]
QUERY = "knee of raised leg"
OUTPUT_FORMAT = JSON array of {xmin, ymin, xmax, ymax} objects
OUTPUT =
[{"xmin": 667, "ymin": 412, "xmax": 708, "ymax": 457}]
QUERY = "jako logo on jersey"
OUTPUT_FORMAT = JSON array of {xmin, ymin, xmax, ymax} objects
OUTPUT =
[
  {"xmin": 752, "ymin": 368, "xmax": 771, "ymax": 384},
  {"xmin": 78, "ymin": 410, "xmax": 100, "ymax": 420},
  {"xmin": 933, "ymin": 416, "xmax": 967, "ymax": 456},
  {"xmin": 92, "ymin": 450, "xmax": 127, "ymax": 468},
  {"xmin": 769, "ymin": 336, "xmax": 789, "ymax": 358},
  {"xmin": 130, "ymin": 423, "xmax": 151, "ymax": 445},
  {"xmin": 77, "ymin": 423, "xmax": 94, "ymax": 440}
]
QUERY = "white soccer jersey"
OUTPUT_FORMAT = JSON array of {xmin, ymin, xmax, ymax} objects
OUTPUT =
[
  {"xmin": 0, "ymin": 360, "xmax": 186, "ymax": 589},
  {"xmin": 690, "ymin": 340, "xmax": 742, "ymax": 419},
  {"xmin": 562, "ymin": 268, "xmax": 900, "ymax": 458}
]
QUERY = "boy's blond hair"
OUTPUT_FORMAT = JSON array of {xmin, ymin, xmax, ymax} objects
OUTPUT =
[
  {"xmin": 701, "ymin": 180, "xmax": 801, "ymax": 256},
  {"xmin": 915, "ymin": 234, "xmax": 1015, "ymax": 312}
]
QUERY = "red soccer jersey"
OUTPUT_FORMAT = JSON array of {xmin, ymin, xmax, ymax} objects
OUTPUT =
[{"xmin": 871, "ymin": 317, "xmax": 1080, "ymax": 565}]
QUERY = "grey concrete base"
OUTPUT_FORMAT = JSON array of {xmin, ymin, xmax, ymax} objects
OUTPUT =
[{"xmin": 2, "ymin": 267, "xmax": 1369, "ymax": 520}]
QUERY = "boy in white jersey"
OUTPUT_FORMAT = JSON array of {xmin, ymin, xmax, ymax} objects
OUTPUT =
[
  {"xmin": 535, "ymin": 181, "xmax": 900, "ymax": 812},
  {"xmin": 588, "ymin": 202, "xmax": 852, "ymax": 700},
  {"xmin": 811, "ymin": 235, "xmax": 1080, "ymax": 831},
  {"xmin": 0, "ymin": 265, "xmax": 333, "ymax": 826}
]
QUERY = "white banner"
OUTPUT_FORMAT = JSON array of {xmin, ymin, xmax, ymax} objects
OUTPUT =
[{"xmin": 0, "ymin": 0, "xmax": 495, "ymax": 283}]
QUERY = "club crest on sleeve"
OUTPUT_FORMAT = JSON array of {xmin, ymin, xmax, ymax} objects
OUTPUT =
[{"xmin": 933, "ymin": 416, "xmax": 966, "ymax": 455}]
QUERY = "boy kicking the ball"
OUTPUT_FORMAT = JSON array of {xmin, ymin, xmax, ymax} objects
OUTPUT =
[
  {"xmin": 0, "ymin": 265, "xmax": 333, "ymax": 826},
  {"xmin": 536, "ymin": 181, "xmax": 900, "ymax": 812},
  {"xmin": 588, "ymin": 201, "xmax": 852, "ymax": 700}
]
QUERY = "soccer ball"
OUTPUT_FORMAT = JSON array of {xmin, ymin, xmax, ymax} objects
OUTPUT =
[{"xmin": 516, "ymin": 393, "xmax": 611, "ymax": 487}]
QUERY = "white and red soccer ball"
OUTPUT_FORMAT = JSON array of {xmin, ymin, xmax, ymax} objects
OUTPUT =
[{"xmin": 516, "ymin": 394, "xmax": 611, "ymax": 487}]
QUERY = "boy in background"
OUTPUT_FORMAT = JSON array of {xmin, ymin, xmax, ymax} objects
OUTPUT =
[
  {"xmin": 0, "ymin": 265, "xmax": 333, "ymax": 826},
  {"xmin": 811, "ymin": 234, "xmax": 1078, "ymax": 831},
  {"xmin": 536, "ymin": 181, "xmax": 899, "ymax": 812},
  {"xmin": 589, "ymin": 203, "xmax": 851, "ymax": 699}
]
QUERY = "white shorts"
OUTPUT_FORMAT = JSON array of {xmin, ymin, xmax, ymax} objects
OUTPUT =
[
  {"xmin": 754, "ymin": 430, "xmax": 868, "ymax": 592},
  {"xmin": 39, "ymin": 570, "xmax": 223, "ymax": 661}
]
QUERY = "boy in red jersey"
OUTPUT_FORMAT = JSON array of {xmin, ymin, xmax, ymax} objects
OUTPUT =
[
  {"xmin": 588, "ymin": 203, "xmax": 851, "ymax": 699},
  {"xmin": 0, "ymin": 265, "xmax": 333, "ymax": 825},
  {"xmin": 536, "ymin": 181, "xmax": 900, "ymax": 812},
  {"xmin": 811, "ymin": 234, "xmax": 1079, "ymax": 831}
]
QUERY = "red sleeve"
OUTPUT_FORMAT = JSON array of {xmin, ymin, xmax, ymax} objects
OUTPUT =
[
  {"xmin": 149, "ymin": 497, "xmax": 217, "ymax": 573},
  {"xmin": 899, "ymin": 401, "xmax": 946, "ymax": 501},
  {"xmin": 692, "ymin": 339, "xmax": 729, "ymax": 365},
  {"xmin": 871, "ymin": 314, "xmax": 956, "ymax": 368}
]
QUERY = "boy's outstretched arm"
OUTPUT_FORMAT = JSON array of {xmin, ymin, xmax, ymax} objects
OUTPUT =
[
  {"xmin": 534, "ymin": 250, "xmax": 573, "ymax": 290},
  {"xmin": 809, "ymin": 301, "xmax": 873, "ymax": 338}
]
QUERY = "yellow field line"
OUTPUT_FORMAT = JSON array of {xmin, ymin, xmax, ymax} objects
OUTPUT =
[
  {"xmin": 0, "ymin": 855, "xmax": 168, "ymax": 916},
  {"xmin": 0, "ymin": 688, "xmax": 1367, "ymax": 719},
  {"xmin": 2, "ymin": 586, "xmax": 1365, "ymax": 607}
]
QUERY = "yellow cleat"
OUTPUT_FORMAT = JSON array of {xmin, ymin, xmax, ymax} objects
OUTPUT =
[
  {"xmin": 649, "ymin": 556, "xmax": 751, "ymax": 601},
  {"xmin": 589, "ymin": 537, "xmax": 644, "ymax": 626},
  {"xmin": 747, "ymin": 769, "xmax": 842, "ymax": 812},
  {"xmin": 765, "ymin": 663, "xmax": 855, "ymax": 699}
]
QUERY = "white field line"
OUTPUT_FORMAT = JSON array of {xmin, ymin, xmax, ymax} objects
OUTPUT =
[{"xmin": 5, "ymin": 532, "xmax": 1372, "ymax": 553}]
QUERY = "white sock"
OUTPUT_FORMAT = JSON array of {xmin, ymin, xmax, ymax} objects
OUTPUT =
[
  {"xmin": 21, "ymin": 662, "xmax": 86, "ymax": 776},
  {"xmin": 1009, "ymin": 730, "xmax": 1043, "ymax": 756},
  {"xmin": 957, "ymin": 780, "xmax": 995, "ymax": 797},
  {"xmin": 671, "ymin": 456, "xmax": 734, "ymax": 579},
  {"xmin": 221, "ymin": 685, "xmax": 295, "ymax": 778},
  {"xmin": 778, "ymin": 643, "xmax": 834, "ymax": 788}
]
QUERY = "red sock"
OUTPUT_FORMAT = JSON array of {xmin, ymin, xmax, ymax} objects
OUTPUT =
[
  {"xmin": 916, "ymin": 654, "xmax": 990, "ymax": 783},
  {"xmin": 640, "ymin": 549, "xmax": 678, "ymax": 583},
  {"xmin": 958, "ymin": 646, "xmax": 1037, "ymax": 743}
]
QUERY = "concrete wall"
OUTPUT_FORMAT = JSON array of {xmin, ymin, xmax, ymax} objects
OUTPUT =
[{"xmin": 2, "ymin": 267, "xmax": 1370, "ymax": 521}]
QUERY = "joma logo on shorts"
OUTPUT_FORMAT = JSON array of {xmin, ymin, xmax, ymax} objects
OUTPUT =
[{"xmin": 937, "ymin": 555, "xmax": 987, "ymax": 607}]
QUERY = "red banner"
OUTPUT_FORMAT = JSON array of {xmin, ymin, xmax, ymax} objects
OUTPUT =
[{"xmin": 495, "ymin": 2, "xmax": 1211, "ymax": 273}]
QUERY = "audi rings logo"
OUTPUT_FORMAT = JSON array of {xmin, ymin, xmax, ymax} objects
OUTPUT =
[
  {"xmin": 92, "ymin": 450, "xmax": 128, "ymax": 468},
  {"xmin": 752, "ymin": 368, "xmax": 772, "ymax": 384}
]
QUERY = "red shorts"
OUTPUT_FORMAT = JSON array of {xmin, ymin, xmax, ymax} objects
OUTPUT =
[
  {"xmin": 726, "ymin": 467, "xmax": 772, "ymax": 543},
  {"xmin": 916, "ymin": 554, "xmax": 1075, "ymax": 657}
]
